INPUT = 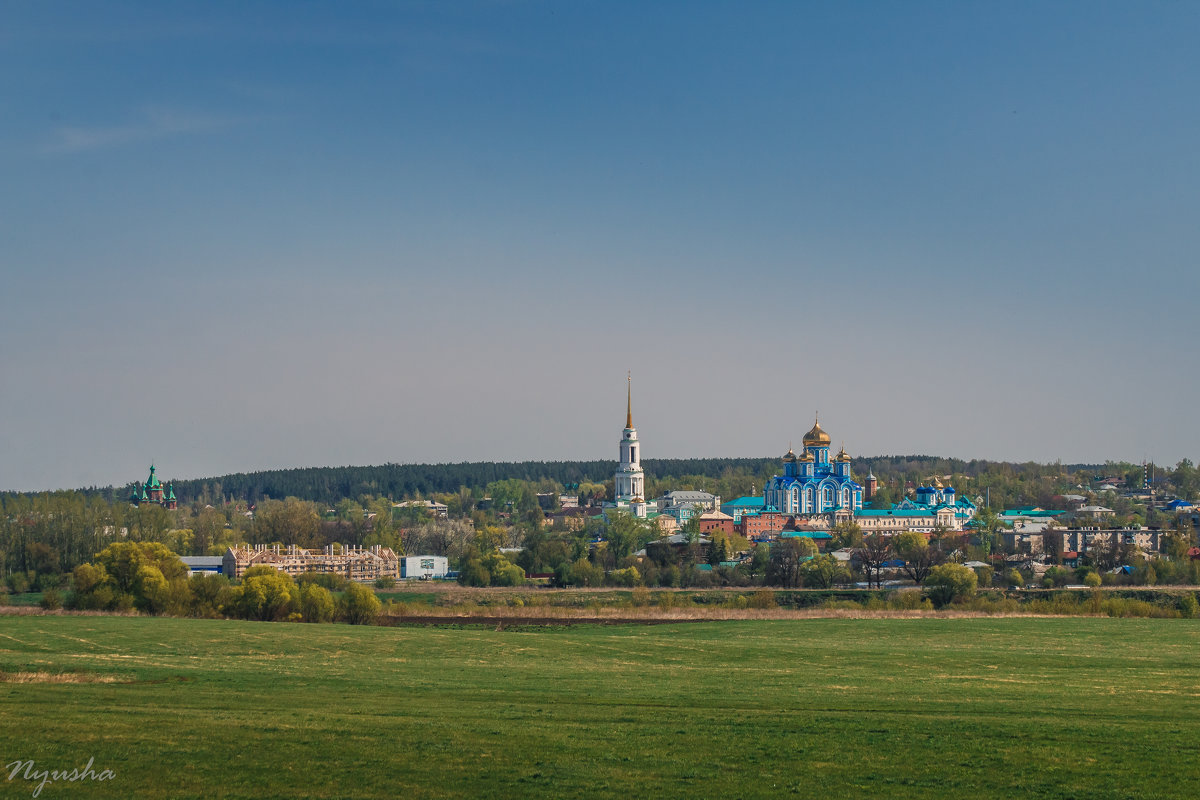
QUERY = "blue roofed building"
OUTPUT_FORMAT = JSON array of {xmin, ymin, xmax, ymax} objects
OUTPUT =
[
  {"xmin": 721, "ymin": 496, "xmax": 765, "ymax": 523},
  {"xmin": 856, "ymin": 478, "xmax": 977, "ymax": 534}
]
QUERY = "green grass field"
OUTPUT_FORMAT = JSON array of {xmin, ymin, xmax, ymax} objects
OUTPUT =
[{"xmin": 2, "ymin": 615, "xmax": 1199, "ymax": 799}]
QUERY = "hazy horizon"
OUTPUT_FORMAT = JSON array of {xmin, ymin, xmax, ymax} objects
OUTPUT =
[{"xmin": 4, "ymin": 2, "xmax": 1198, "ymax": 492}]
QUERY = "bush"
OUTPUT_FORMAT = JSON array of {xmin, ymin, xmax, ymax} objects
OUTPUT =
[
  {"xmin": 658, "ymin": 565, "xmax": 680, "ymax": 588},
  {"xmin": 488, "ymin": 558, "xmax": 526, "ymax": 587},
  {"xmin": 569, "ymin": 558, "xmax": 604, "ymax": 588},
  {"xmin": 457, "ymin": 558, "xmax": 491, "ymax": 587},
  {"xmin": 299, "ymin": 583, "xmax": 335, "ymax": 623},
  {"xmin": 1084, "ymin": 572, "xmax": 1103, "ymax": 589},
  {"xmin": 925, "ymin": 564, "xmax": 978, "ymax": 608},
  {"xmin": 608, "ymin": 567, "xmax": 641, "ymax": 587},
  {"xmin": 373, "ymin": 576, "xmax": 397, "ymax": 589},
  {"xmin": 39, "ymin": 589, "xmax": 63, "ymax": 610},
  {"xmin": 1179, "ymin": 593, "xmax": 1199, "ymax": 619},
  {"xmin": 631, "ymin": 586, "xmax": 651, "ymax": 607},
  {"xmin": 888, "ymin": 589, "xmax": 927, "ymax": 610},
  {"xmin": 188, "ymin": 574, "xmax": 230, "ymax": 618},
  {"xmin": 749, "ymin": 588, "xmax": 777, "ymax": 609},
  {"xmin": 1005, "ymin": 568, "xmax": 1024, "ymax": 588},
  {"xmin": 6, "ymin": 571, "xmax": 31, "ymax": 595},
  {"xmin": 232, "ymin": 568, "xmax": 297, "ymax": 621},
  {"xmin": 297, "ymin": 572, "xmax": 349, "ymax": 592},
  {"xmin": 338, "ymin": 582, "xmax": 381, "ymax": 625}
]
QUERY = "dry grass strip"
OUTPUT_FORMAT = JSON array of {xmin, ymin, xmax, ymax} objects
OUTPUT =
[{"xmin": 0, "ymin": 671, "xmax": 132, "ymax": 684}]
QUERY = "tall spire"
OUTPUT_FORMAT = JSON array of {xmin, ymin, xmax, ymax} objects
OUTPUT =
[{"xmin": 625, "ymin": 371, "xmax": 633, "ymax": 429}]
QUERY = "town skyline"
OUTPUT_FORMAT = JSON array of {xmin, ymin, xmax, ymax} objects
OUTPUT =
[{"xmin": 3, "ymin": 2, "xmax": 1199, "ymax": 491}]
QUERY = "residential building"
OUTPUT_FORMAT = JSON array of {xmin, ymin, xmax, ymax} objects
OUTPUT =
[
  {"xmin": 697, "ymin": 510, "xmax": 735, "ymax": 536},
  {"xmin": 223, "ymin": 544, "xmax": 400, "ymax": 582},
  {"xmin": 657, "ymin": 491, "xmax": 722, "ymax": 524},
  {"xmin": 1076, "ymin": 505, "xmax": 1116, "ymax": 520}
]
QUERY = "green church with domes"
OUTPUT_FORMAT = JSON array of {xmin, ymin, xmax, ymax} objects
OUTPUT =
[{"xmin": 129, "ymin": 465, "xmax": 178, "ymax": 509}]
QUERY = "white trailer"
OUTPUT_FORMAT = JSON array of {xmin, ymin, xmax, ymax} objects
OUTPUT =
[{"xmin": 400, "ymin": 555, "xmax": 448, "ymax": 580}]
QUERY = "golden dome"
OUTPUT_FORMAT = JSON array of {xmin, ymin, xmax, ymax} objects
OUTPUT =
[
  {"xmin": 837, "ymin": 444, "xmax": 851, "ymax": 463},
  {"xmin": 933, "ymin": 476, "xmax": 944, "ymax": 489},
  {"xmin": 802, "ymin": 415, "xmax": 831, "ymax": 447},
  {"xmin": 782, "ymin": 448, "xmax": 797, "ymax": 463},
  {"xmin": 799, "ymin": 450, "xmax": 814, "ymax": 462}
]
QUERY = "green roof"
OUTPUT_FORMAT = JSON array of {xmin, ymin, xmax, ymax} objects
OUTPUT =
[
  {"xmin": 856, "ymin": 509, "xmax": 936, "ymax": 518},
  {"xmin": 1001, "ymin": 509, "xmax": 1065, "ymax": 518},
  {"xmin": 724, "ymin": 496, "xmax": 765, "ymax": 508}
]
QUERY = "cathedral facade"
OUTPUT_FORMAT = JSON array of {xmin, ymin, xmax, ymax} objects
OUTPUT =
[{"xmin": 763, "ymin": 417, "xmax": 864, "ymax": 519}]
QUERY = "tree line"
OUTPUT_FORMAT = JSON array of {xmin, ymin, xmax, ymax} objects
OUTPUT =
[{"xmin": 17, "ymin": 455, "xmax": 1197, "ymax": 509}]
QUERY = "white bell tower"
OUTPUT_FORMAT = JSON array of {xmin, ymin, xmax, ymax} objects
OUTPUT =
[{"xmin": 614, "ymin": 373, "xmax": 646, "ymax": 515}]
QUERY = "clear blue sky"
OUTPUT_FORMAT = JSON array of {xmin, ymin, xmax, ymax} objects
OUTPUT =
[{"xmin": 2, "ymin": 1, "xmax": 1198, "ymax": 491}]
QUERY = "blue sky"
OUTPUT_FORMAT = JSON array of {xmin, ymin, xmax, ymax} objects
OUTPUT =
[{"xmin": 2, "ymin": 1, "xmax": 1198, "ymax": 491}]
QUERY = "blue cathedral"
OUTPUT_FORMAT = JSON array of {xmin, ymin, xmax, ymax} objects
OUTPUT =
[{"xmin": 763, "ymin": 416, "xmax": 864, "ymax": 516}]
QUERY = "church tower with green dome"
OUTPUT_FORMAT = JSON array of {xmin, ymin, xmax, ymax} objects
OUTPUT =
[{"xmin": 129, "ymin": 464, "xmax": 178, "ymax": 509}]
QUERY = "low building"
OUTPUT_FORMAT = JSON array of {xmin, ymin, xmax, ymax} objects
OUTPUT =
[
  {"xmin": 180, "ymin": 556, "xmax": 224, "ymax": 577},
  {"xmin": 657, "ymin": 491, "xmax": 722, "ymax": 524},
  {"xmin": 697, "ymin": 510, "xmax": 735, "ymax": 536},
  {"xmin": 393, "ymin": 500, "xmax": 449, "ymax": 519},
  {"xmin": 739, "ymin": 507, "xmax": 786, "ymax": 539},
  {"xmin": 779, "ymin": 530, "xmax": 833, "ymax": 550},
  {"xmin": 855, "ymin": 504, "xmax": 958, "ymax": 534},
  {"xmin": 223, "ymin": 544, "xmax": 400, "ymax": 582},
  {"xmin": 721, "ymin": 496, "xmax": 766, "ymax": 523},
  {"xmin": 1000, "ymin": 507, "xmax": 1067, "ymax": 526},
  {"xmin": 545, "ymin": 507, "xmax": 588, "ymax": 531},
  {"xmin": 400, "ymin": 555, "xmax": 449, "ymax": 580},
  {"xmin": 1061, "ymin": 527, "xmax": 1164, "ymax": 556},
  {"xmin": 1076, "ymin": 505, "xmax": 1115, "ymax": 520}
]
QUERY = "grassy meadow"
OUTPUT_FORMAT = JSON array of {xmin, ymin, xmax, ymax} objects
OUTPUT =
[{"xmin": 2, "ymin": 615, "xmax": 1199, "ymax": 799}]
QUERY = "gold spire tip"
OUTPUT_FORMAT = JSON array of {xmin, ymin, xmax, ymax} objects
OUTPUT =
[{"xmin": 625, "ymin": 372, "xmax": 633, "ymax": 429}]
